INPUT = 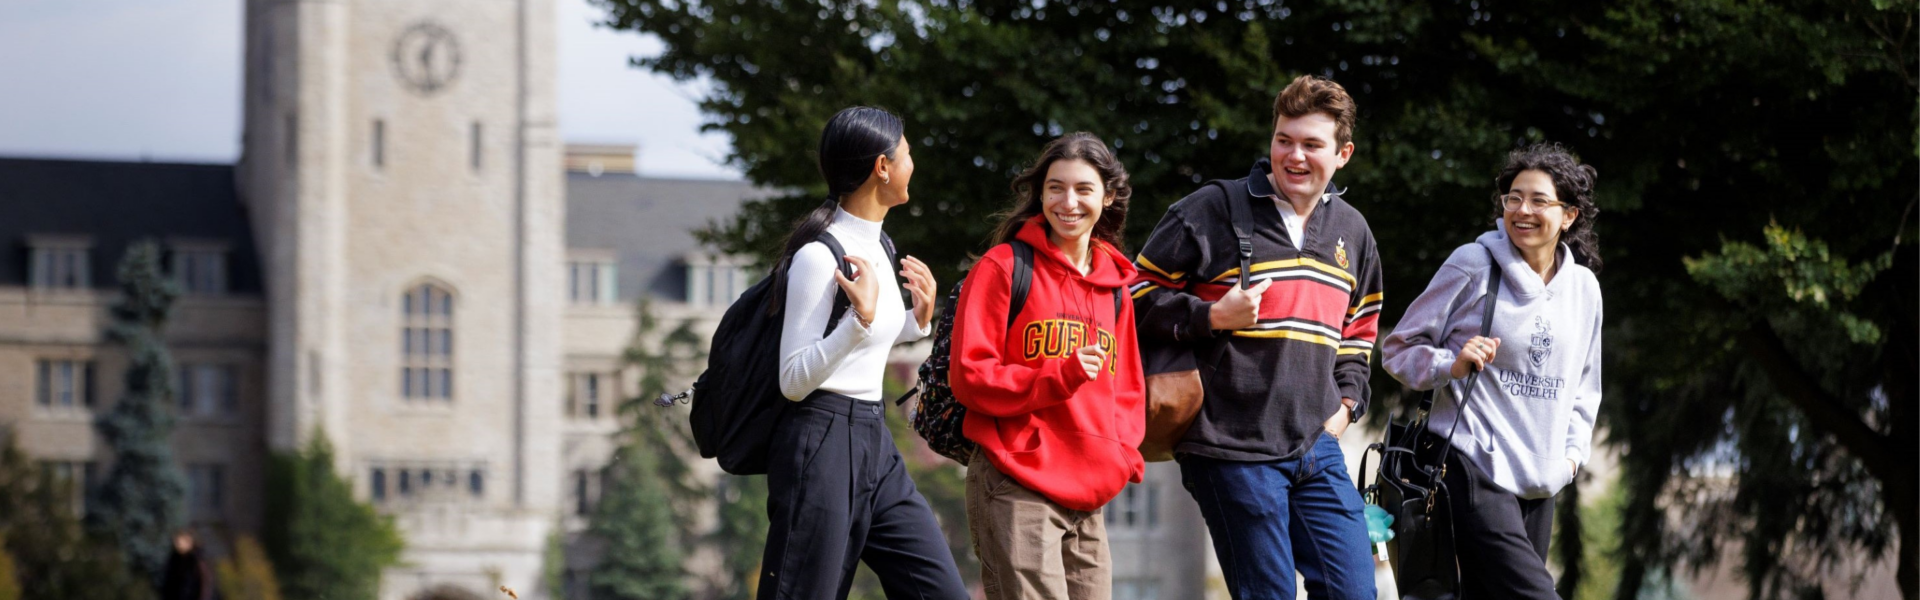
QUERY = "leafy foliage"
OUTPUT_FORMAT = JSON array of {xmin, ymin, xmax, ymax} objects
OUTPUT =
[
  {"xmin": 588, "ymin": 437, "xmax": 690, "ymax": 600},
  {"xmin": 262, "ymin": 432, "xmax": 405, "ymax": 600},
  {"xmin": 0, "ymin": 437, "xmax": 152, "ymax": 600},
  {"xmin": 85, "ymin": 240, "xmax": 188, "ymax": 589},
  {"xmin": 0, "ymin": 551, "xmax": 16, "ymax": 600},
  {"xmin": 587, "ymin": 299, "xmax": 710, "ymax": 600},
  {"xmin": 708, "ymin": 474, "xmax": 769, "ymax": 600},
  {"xmin": 215, "ymin": 536, "xmax": 284, "ymax": 600}
]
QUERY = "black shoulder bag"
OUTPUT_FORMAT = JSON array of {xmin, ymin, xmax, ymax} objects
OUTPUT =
[{"xmin": 1358, "ymin": 248, "xmax": 1503, "ymax": 600}]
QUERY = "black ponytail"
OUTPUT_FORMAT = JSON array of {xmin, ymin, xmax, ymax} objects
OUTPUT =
[{"xmin": 766, "ymin": 106, "xmax": 905, "ymax": 314}]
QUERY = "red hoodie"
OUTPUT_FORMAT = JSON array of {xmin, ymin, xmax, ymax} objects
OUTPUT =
[{"xmin": 950, "ymin": 216, "xmax": 1147, "ymax": 512}]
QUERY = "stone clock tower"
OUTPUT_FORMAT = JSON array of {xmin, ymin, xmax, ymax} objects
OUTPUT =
[{"xmin": 236, "ymin": 1, "xmax": 564, "ymax": 597}]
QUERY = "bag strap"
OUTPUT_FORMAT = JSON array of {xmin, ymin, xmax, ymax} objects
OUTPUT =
[
  {"xmin": 1426, "ymin": 247, "xmax": 1505, "ymax": 491},
  {"xmin": 1008, "ymin": 240, "xmax": 1036, "ymax": 328},
  {"xmin": 819, "ymin": 231, "xmax": 913, "ymax": 337},
  {"xmin": 1008, "ymin": 238, "xmax": 1126, "ymax": 330},
  {"xmin": 817, "ymin": 233, "xmax": 854, "ymax": 337},
  {"xmin": 1215, "ymin": 181, "xmax": 1256, "ymax": 291},
  {"xmin": 879, "ymin": 231, "xmax": 912, "ymax": 310}
]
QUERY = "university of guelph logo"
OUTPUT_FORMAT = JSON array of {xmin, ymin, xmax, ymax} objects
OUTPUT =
[
  {"xmin": 1335, "ymin": 237, "xmax": 1350, "ymax": 269},
  {"xmin": 1528, "ymin": 316, "xmax": 1554, "ymax": 368}
]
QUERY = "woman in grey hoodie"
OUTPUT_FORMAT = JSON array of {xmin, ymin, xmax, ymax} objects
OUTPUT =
[{"xmin": 1380, "ymin": 142, "xmax": 1603, "ymax": 599}]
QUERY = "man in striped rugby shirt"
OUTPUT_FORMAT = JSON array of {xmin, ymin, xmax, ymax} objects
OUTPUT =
[{"xmin": 1130, "ymin": 75, "xmax": 1383, "ymax": 600}]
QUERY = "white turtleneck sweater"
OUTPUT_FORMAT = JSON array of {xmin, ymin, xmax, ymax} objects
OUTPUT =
[{"xmin": 778, "ymin": 208, "xmax": 930, "ymax": 402}]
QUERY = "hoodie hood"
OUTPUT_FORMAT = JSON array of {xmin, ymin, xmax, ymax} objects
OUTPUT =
[
  {"xmin": 1014, "ymin": 215, "xmax": 1138, "ymax": 288},
  {"xmin": 1476, "ymin": 219, "xmax": 1577, "ymax": 299}
]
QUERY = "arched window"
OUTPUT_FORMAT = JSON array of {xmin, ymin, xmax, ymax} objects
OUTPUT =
[{"xmin": 402, "ymin": 283, "xmax": 454, "ymax": 401}]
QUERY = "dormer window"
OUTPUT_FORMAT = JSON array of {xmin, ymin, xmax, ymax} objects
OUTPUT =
[
  {"xmin": 567, "ymin": 250, "xmax": 617, "ymax": 306},
  {"xmin": 28, "ymin": 235, "xmax": 92, "ymax": 291},
  {"xmin": 170, "ymin": 241, "xmax": 230, "ymax": 295},
  {"xmin": 686, "ymin": 254, "xmax": 750, "ymax": 308}
]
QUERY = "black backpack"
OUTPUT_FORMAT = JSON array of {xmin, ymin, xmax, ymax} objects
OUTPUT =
[
  {"xmin": 897, "ymin": 240, "xmax": 1124, "ymax": 465},
  {"xmin": 668, "ymin": 231, "xmax": 897, "ymax": 475}
]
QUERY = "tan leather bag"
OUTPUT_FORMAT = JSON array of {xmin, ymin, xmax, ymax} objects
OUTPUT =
[
  {"xmin": 1135, "ymin": 180, "xmax": 1255, "ymax": 463},
  {"xmin": 1139, "ymin": 367, "xmax": 1204, "ymax": 462}
]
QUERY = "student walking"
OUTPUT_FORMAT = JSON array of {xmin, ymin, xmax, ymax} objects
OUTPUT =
[
  {"xmin": 949, "ymin": 133, "xmax": 1147, "ymax": 600},
  {"xmin": 1379, "ymin": 142, "xmax": 1605, "ymax": 599},
  {"xmin": 759, "ymin": 106, "xmax": 969, "ymax": 600},
  {"xmin": 1130, "ymin": 75, "xmax": 1383, "ymax": 600}
]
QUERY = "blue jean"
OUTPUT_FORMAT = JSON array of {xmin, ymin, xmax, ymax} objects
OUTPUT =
[{"xmin": 1178, "ymin": 432, "xmax": 1376, "ymax": 600}]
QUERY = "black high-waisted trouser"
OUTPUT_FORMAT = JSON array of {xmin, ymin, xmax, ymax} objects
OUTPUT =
[{"xmin": 758, "ymin": 391, "xmax": 969, "ymax": 600}]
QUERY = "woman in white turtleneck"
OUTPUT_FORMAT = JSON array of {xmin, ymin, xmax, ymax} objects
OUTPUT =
[
  {"xmin": 775, "ymin": 199, "xmax": 933, "ymax": 401},
  {"xmin": 754, "ymin": 106, "xmax": 967, "ymax": 600}
]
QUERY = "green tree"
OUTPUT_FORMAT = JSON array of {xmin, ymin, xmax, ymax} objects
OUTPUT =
[
  {"xmin": 588, "ymin": 439, "xmax": 689, "ymax": 600},
  {"xmin": 587, "ymin": 299, "xmax": 709, "ymax": 600},
  {"xmin": 85, "ymin": 240, "xmax": 188, "ymax": 588},
  {"xmin": 543, "ymin": 520, "xmax": 568, "ymax": 600},
  {"xmin": 594, "ymin": 0, "xmax": 1917, "ymax": 596},
  {"xmin": 0, "ymin": 437, "xmax": 151, "ymax": 600},
  {"xmin": 709, "ymin": 474, "xmax": 769, "ymax": 600},
  {"xmin": 0, "ymin": 551, "xmax": 17, "ymax": 600},
  {"xmin": 215, "ymin": 536, "xmax": 284, "ymax": 600},
  {"xmin": 262, "ymin": 432, "xmax": 405, "ymax": 600}
]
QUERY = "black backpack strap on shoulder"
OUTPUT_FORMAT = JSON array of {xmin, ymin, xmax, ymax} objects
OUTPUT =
[
  {"xmin": 816, "ymin": 232, "xmax": 855, "ymax": 337},
  {"xmin": 1213, "ymin": 180, "xmax": 1256, "ymax": 290},
  {"xmin": 879, "ymin": 231, "xmax": 913, "ymax": 310},
  {"xmin": 1008, "ymin": 240, "xmax": 1035, "ymax": 328},
  {"xmin": 1112, "ymin": 287, "xmax": 1125, "ymax": 320}
]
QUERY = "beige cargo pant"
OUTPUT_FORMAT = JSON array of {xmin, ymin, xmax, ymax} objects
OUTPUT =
[{"xmin": 965, "ymin": 448, "xmax": 1112, "ymax": 600}]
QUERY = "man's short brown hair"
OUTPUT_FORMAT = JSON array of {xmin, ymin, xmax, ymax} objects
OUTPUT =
[{"xmin": 1272, "ymin": 75, "xmax": 1357, "ymax": 146}]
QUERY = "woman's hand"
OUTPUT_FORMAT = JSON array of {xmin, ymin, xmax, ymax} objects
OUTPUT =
[
  {"xmin": 1076, "ymin": 345, "xmax": 1108, "ymax": 380},
  {"xmin": 1450, "ymin": 336, "xmax": 1501, "ymax": 379},
  {"xmin": 832, "ymin": 255, "xmax": 880, "ymax": 329},
  {"xmin": 900, "ymin": 255, "xmax": 937, "ymax": 329}
]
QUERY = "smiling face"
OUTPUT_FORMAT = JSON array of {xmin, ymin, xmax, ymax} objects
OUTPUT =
[
  {"xmin": 875, "ymin": 136, "xmax": 915, "ymax": 207},
  {"xmin": 1503, "ymin": 169, "xmax": 1579, "ymax": 254},
  {"xmin": 1041, "ymin": 158, "xmax": 1111, "ymax": 247},
  {"xmin": 1268, "ymin": 112, "xmax": 1354, "ymax": 203}
]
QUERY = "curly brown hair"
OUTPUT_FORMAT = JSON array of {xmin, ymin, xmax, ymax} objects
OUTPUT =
[
  {"xmin": 1491, "ymin": 142, "xmax": 1602, "ymax": 273},
  {"xmin": 988, "ymin": 132, "xmax": 1133, "ymax": 252}
]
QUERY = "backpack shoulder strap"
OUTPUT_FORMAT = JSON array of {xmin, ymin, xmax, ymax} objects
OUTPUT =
[
  {"xmin": 1212, "ymin": 180, "xmax": 1256, "ymax": 290},
  {"xmin": 816, "ymin": 232, "xmax": 855, "ymax": 336},
  {"xmin": 1007, "ymin": 240, "xmax": 1035, "ymax": 329},
  {"xmin": 878, "ymin": 232, "xmax": 913, "ymax": 309}
]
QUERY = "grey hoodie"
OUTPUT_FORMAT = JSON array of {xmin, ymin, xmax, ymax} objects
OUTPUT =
[{"xmin": 1381, "ymin": 222, "xmax": 1603, "ymax": 499}]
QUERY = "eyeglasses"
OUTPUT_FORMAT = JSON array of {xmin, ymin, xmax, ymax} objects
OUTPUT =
[{"xmin": 1500, "ymin": 193, "xmax": 1568, "ymax": 214}]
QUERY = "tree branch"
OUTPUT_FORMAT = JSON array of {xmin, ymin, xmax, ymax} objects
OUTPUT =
[{"xmin": 1734, "ymin": 321, "xmax": 1896, "ymax": 482}]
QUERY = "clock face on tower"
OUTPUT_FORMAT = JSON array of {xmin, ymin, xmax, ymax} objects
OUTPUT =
[{"xmin": 391, "ymin": 22, "xmax": 461, "ymax": 95}]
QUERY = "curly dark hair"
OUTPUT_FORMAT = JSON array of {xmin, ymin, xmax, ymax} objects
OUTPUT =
[
  {"xmin": 988, "ymin": 132, "xmax": 1133, "ymax": 252},
  {"xmin": 1491, "ymin": 142, "xmax": 1602, "ymax": 273}
]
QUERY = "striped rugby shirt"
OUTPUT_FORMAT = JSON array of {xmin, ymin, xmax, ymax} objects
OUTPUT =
[{"xmin": 1130, "ymin": 158, "xmax": 1384, "ymax": 462}]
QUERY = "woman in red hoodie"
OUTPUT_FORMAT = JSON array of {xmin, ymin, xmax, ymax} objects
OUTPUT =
[{"xmin": 950, "ymin": 132, "xmax": 1147, "ymax": 600}]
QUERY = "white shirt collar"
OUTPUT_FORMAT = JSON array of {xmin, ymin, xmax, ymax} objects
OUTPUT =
[{"xmin": 830, "ymin": 206, "xmax": 884, "ymax": 241}]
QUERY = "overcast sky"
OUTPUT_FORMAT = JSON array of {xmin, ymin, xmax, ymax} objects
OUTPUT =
[{"xmin": 0, "ymin": 0, "xmax": 738, "ymax": 179}]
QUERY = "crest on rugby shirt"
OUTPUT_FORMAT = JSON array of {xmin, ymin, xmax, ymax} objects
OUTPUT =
[{"xmin": 1335, "ymin": 237, "xmax": 1350, "ymax": 269}]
